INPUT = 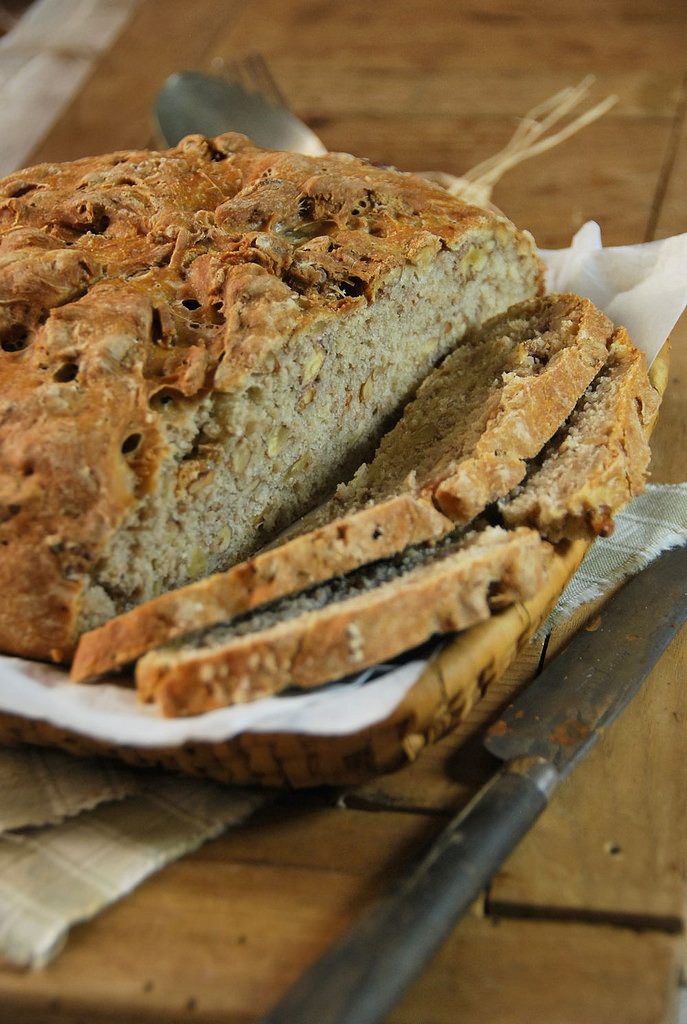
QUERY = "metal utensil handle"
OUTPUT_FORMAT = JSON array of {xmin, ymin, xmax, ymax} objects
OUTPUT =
[{"xmin": 259, "ymin": 760, "xmax": 557, "ymax": 1024}]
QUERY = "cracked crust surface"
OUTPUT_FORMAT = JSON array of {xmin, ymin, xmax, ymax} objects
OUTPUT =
[{"xmin": 0, "ymin": 132, "xmax": 543, "ymax": 661}]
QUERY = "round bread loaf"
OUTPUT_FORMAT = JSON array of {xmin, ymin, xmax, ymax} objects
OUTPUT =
[{"xmin": 0, "ymin": 133, "xmax": 542, "ymax": 660}]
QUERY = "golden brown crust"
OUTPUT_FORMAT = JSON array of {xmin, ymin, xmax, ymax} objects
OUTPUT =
[
  {"xmin": 0, "ymin": 132, "xmax": 542, "ymax": 662},
  {"xmin": 136, "ymin": 527, "xmax": 553, "ymax": 716}
]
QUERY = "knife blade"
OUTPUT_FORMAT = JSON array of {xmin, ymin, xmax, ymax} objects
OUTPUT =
[
  {"xmin": 259, "ymin": 543, "xmax": 687, "ymax": 1024},
  {"xmin": 484, "ymin": 540, "xmax": 687, "ymax": 773}
]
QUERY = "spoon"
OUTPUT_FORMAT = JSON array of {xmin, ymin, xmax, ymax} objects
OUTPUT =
[{"xmin": 154, "ymin": 71, "xmax": 327, "ymax": 155}]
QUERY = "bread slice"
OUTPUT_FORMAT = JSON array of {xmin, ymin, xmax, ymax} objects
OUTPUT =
[
  {"xmin": 500, "ymin": 328, "xmax": 659, "ymax": 541},
  {"xmin": 135, "ymin": 526, "xmax": 553, "ymax": 716},
  {"xmin": 0, "ymin": 133, "xmax": 543, "ymax": 662},
  {"xmin": 314, "ymin": 292, "xmax": 613, "ymax": 527},
  {"xmin": 71, "ymin": 293, "xmax": 611, "ymax": 682}
]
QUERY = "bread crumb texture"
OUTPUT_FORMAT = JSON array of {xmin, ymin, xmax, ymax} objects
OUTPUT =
[
  {"xmin": 0, "ymin": 132, "xmax": 542, "ymax": 659},
  {"xmin": 71, "ymin": 293, "xmax": 613, "ymax": 683}
]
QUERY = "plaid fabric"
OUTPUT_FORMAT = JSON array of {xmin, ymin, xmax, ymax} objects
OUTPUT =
[
  {"xmin": 0, "ymin": 747, "xmax": 140, "ymax": 831},
  {"xmin": 0, "ymin": 775, "xmax": 267, "ymax": 967}
]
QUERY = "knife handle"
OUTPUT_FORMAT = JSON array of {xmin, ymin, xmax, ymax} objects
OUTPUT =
[{"xmin": 260, "ymin": 758, "xmax": 558, "ymax": 1024}]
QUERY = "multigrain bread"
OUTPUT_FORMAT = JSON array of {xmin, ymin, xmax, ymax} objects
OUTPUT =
[
  {"xmin": 292, "ymin": 292, "xmax": 613, "ymax": 528},
  {"xmin": 128, "ymin": 317, "xmax": 660, "ymax": 718},
  {"xmin": 0, "ymin": 132, "xmax": 543, "ymax": 662},
  {"xmin": 72, "ymin": 293, "xmax": 612, "ymax": 682},
  {"xmin": 501, "ymin": 328, "xmax": 659, "ymax": 540},
  {"xmin": 135, "ymin": 526, "xmax": 553, "ymax": 716}
]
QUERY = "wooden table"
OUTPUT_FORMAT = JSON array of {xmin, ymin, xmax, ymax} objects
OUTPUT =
[{"xmin": 2, "ymin": 1, "xmax": 687, "ymax": 1021}]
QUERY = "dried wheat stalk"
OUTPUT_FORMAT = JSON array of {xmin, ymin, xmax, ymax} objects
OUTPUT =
[{"xmin": 422, "ymin": 76, "xmax": 617, "ymax": 210}]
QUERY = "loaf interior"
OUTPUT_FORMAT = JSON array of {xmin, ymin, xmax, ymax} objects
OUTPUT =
[
  {"xmin": 80, "ymin": 233, "xmax": 539, "ymax": 631},
  {"xmin": 284, "ymin": 294, "xmax": 611, "ymax": 536}
]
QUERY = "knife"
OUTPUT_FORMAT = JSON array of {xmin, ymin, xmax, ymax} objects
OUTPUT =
[{"xmin": 259, "ymin": 543, "xmax": 687, "ymax": 1024}]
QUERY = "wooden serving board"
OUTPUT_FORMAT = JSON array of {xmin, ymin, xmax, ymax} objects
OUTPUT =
[{"xmin": 1, "ymin": 1, "xmax": 686, "ymax": 1022}]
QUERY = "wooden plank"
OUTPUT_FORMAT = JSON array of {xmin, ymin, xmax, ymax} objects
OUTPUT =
[
  {"xmin": 392, "ymin": 917, "xmax": 680, "ymax": 1024},
  {"xmin": 0, "ymin": 873, "xmax": 678, "ymax": 1024},
  {"xmin": 0, "ymin": 805, "xmax": 450, "ymax": 1024},
  {"xmin": 25, "ymin": 0, "xmax": 248, "ymax": 165},
  {"xmin": 219, "ymin": 1, "xmax": 687, "ymax": 74},
  {"xmin": 258, "ymin": 63, "xmax": 682, "ymax": 119},
  {"xmin": 203, "ymin": 800, "xmax": 447, "ymax": 875},
  {"xmin": 488, "ymin": 626, "xmax": 687, "ymax": 924},
  {"xmin": 654, "ymin": 106, "xmax": 687, "ymax": 241},
  {"xmin": 491, "ymin": 116, "xmax": 676, "ymax": 247}
]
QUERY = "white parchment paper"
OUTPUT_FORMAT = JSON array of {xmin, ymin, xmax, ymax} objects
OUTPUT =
[
  {"xmin": 1, "ymin": 222, "xmax": 686, "ymax": 746},
  {"xmin": 541, "ymin": 221, "xmax": 687, "ymax": 364}
]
